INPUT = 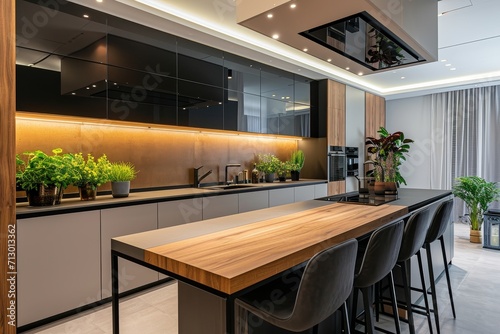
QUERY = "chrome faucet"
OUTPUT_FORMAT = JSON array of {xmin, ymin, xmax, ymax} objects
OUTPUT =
[
  {"xmin": 194, "ymin": 166, "xmax": 212, "ymax": 188},
  {"xmin": 225, "ymin": 163, "xmax": 241, "ymax": 185}
]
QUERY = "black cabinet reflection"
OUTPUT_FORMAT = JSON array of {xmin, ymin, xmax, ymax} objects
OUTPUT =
[
  {"xmin": 107, "ymin": 67, "xmax": 177, "ymax": 125},
  {"xmin": 16, "ymin": 0, "xmax": 311, "ymax": 137},
  {"xmin": 16, "ymin": 64, "xmax": 107, "ymax": 119},
  {"xmin": 178, "ymin": 80, "xmax": 224, "ymax": 129}
]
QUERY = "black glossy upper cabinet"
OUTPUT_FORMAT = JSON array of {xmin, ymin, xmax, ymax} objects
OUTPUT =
[{"xmin": 15, "ymin": 0, "xmax": 312, "ymax": 136}]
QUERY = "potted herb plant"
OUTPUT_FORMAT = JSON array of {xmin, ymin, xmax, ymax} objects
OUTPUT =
[
  {"xmin": 17, "ymin": 148, "xmax": 78, "ymax": 206},
  {"xmin": 277, "ymin": 160, "xmax": 295, "ymax": 182},
  {"xmin": 72, "ymin": 153, "xmax": 111, "ymax": 200},
  {"xmin": 109, "ymin": 162, "xmax": 138, "ymax": 198},
  {"xmin": 289, "ymin": 150, "xmax": 305, "ymax": 181},
  {"xmin": 452, "ymin": 176, "xmax": 500, "ymax": 243},
  {"xmin": 256, "ymin": 153, "xmax": 281, "ymax": 183}
]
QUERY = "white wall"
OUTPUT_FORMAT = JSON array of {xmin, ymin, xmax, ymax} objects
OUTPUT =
[{"xmin": 386, "ymin": 95, "xmax": 434, "ymax": 188}]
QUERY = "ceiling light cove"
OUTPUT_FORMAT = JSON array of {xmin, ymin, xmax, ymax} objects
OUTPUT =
[{"xmin": 237, "ymin": 0, "xmax": 438, "ymax": 77}]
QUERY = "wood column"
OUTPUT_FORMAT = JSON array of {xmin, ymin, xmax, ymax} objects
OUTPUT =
[
  {"xmin": 0, "ymin": 0, "xmax": 17, "ymax": 332},
  {"xmin": 365, "ymin": 92, "xmax": 386, "ymax": 175},
  {"xmin": 326, "ymin": 80, "xmax": 346, "ymax": 195}
]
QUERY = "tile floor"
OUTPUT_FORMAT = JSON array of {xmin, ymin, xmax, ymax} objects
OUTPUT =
[{"xmin": 22, "ymin": 223, "xmax": 500, "ymax": 334}]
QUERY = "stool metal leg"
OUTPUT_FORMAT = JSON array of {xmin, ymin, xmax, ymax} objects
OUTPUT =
[
  {"xmin": 342, "ymin": 301, "xmax": 351, "ymax": 334},
  {"xmin": 426, "ymin": 243, "xmax": 441, "ymax": 334},
  {"xmin": 400, "ymin": 260, "xmax": 415, "ymax": 334},
  {"xmin": 362, "ymin": 287, "xmax": 375, "ymax": 334},
  {"xmin": 417, "ymin": 250, "xmax": 434, "ymax": 334},
  {"xmin": 439, "ymin": 236, "xmax": 456, "ymax": 318},
  {"xmin": 388, "ymin": 271, "xmax": 402, "ymax": 334}
]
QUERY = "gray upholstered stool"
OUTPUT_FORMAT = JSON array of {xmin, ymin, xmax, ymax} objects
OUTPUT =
[
  {"xmin": 422, "ymin": 199, "xmax": 455, "ymax": 334},
  {"xmin": 234, "ymin": 239, "xmax": 358, "ymax": 334},
  {"xmin": 352, "ymin": 220, "xmax": 404, "ymax": 334}
]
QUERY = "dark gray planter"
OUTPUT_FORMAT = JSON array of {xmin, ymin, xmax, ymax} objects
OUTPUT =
[{"xmin": 111, "ymin": 181, "xmax": 130, "ymax": 198}]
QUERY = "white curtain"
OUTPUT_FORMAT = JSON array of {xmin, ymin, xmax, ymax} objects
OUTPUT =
[{"xmin": 430, "ymin": 85, "xmax": 500, "ymax": 215}]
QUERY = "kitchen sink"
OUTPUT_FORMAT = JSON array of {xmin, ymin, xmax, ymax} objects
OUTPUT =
[{"xmin": 205, "ymin": 184, "xmax": 259, "ymax": 190}]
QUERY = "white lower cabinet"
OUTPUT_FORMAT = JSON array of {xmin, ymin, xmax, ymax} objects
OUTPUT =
[
  {"xmin": 202, "ymin": 193, "xmax": 239, "ymax": 220},
  {"xmin": 17, "ymin": 211, "xmax": 101, "ymax": 326},
  {"xmin": 239, "ymin": 191, "xmax": 269, "ymax": 213},
  {"xmin": 294, "ymin": 185, "xmax": 316, "ymax": 202},
  {"xmin": 158, "ymin": 198, "xmax": 203, "ymax": 228},
  {"xmin": 269, "ymin": 188, "xmax": 295, "ymax": 207},
  {"xmin": 101, "ymin": 203, "xmax": 159, "ymax": 298},
  {"xmin": 314, "ymin": 183, "xmax": 328, "ymax": 198}
]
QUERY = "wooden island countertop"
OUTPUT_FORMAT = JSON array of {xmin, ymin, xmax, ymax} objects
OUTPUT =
[{"xmin": 112, "ymin": 189, "xmax": 451, "ymax": 295}]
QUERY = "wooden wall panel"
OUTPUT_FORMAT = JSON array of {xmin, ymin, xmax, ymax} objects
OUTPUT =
[
  {"xmin": 365, "ymin": 92, "xmax": 386, "ymax": 175},
  {"xmin": 328, "ymin": 181, "xmax": 346, "ymax": 195},
  {"xmin": 15, "ymin": 115, "xmax": 298, "ymax": 196},
  {"xmin": 1, "ymin": 0, "xmax": 17, "ymax": 332},
  {"xmin": 365, "ymin": 92, "xmax": 386, "ymax": 139},
  {"xmin": 327, "ymin": 80, "xmax": 346, "ymax": 147}
]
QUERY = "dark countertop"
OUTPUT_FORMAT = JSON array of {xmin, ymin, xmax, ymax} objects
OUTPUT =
[{"xmin": 16, "ymin": 179, "xmax": 327, "ymax": 219}]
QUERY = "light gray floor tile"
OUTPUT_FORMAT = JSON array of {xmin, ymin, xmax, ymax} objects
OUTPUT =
[{"xmin": 21, "ymin": 222, "xmax": 500, "ymax": 334}]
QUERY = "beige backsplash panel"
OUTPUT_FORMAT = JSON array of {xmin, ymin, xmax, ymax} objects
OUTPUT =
[{"xmin": 16, "ymin": 117, "xmax": 299, "ymax": 193}]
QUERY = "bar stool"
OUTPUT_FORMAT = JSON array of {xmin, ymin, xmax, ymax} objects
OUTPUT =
[
  {"xmin": 234, "ymin": 239, "xmax": 358, "ymax": 334},
  {"xmin": 352, "ymin": 220, "xmax": 404, "ymax": 334},
  {"xmin": 423, "ymin": 199, "xmax": 455, "ymax": 334},
  {"xmin": 394, "ymin": 208, "xmax": 433, "ymax": 334}
]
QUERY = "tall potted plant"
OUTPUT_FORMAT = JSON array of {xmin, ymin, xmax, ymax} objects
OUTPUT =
[
  {"xmin": 289, "ymin": 150, "xmax": 305, "ymax": 181},
  {"xmin": 72, "ymin": 153, "xmax": 111, "ymax": 200},
  {"xmin": 109, "ymin": 162, "xmax": 138, "ymax": 198},
  {"xmin": 452, "ymin": 176, "xmax": 500, "ymax": 243},
  {"xmin": 366, "ymin": 127, "xmax": 413, "ymax": 194}
]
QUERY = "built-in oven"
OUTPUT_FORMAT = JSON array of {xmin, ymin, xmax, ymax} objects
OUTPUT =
[
  {"xmin": 328, "ymin": 146, "xmax": 346, "ymax": 181},
  {"xmin": 345, "ymin": 146, "xmax": 359, "ymax": 177}
]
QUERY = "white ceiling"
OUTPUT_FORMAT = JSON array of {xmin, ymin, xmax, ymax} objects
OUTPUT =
[{"xmin": 74, "ymin": 0, "xmax": 500, "ymax": 100}]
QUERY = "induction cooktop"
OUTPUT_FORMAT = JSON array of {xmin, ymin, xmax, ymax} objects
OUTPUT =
[{"xmin": 318, "ymin": 193, "xmax": 398, "ymax": 206}]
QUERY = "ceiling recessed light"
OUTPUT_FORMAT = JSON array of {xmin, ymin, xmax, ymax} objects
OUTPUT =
[
  {"xmin": 401, "ymin": 76, "xmax": 405, "ymax": 79},
  {"xmin": 96, "ymin": 0, "xmax": 103, "ymax": 3},
  {"xmin": 303, "ymin": 48, "xmax": 308, "ymax": 52},
  {"xmin": 327, "ymin": 58, "xmax": 332, "ymax": 62},
  {"xmin": 286, "ymin": 96, "xmax": 290, "ymax": 99},
  {"xmin": 272, "ymin": 34, "xmax": 279, "ymax": 39},
  {"xmin": 272, "ymin": 94, "xmax": 276, "ymax": 97},
  {"xmin": 86, "ymin": 87, "xmax": 90, "ymax": 90},
  {"xmin": 83, "ymin": 14, "xmax": 89, "ymax": 18},
  {"xmin": 450, "ymin": 67, "xmax": 456, "ymax": 71},
  {"xmin": 345, "ymin": 67, "xmax": 350, "ymax": 70},
  {"xmin": 445, "ymin": 64, "xmax": 452, "ymax": 67},
  {"xmin": 281, "ymin": 97, "xmax": 285, "ymax": 99},
  {"xmin": 71, "ymin": 92, "xmax": 76, "ymax": 95},
  {"xmin": 267, "ymin": 13, "xmax": 273, "ymax": 19},
  {"xmin": 441, "ymin": 59, "xmax": 447, "ymax": 62},
  {"xmin": 358, "ymin": 72, "xmax": 363, "ymax": 76},
  {"xmin": 290, "ymin": 4, "xmax": 297, "ymax": 9}
]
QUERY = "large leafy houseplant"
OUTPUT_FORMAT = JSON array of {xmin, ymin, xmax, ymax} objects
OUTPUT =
[
  {"xmin": 365, "ymin": 127, "xmax": 414, "ymax": 185},
  {"xmin": 452, "ymin": 176, "xmax": 500, "ymax": 231}
]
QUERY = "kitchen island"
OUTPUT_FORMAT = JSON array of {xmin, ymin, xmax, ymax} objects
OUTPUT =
[{"xmin": 111, "ymin": 188, "xmax": 452, "ymax": 334}]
